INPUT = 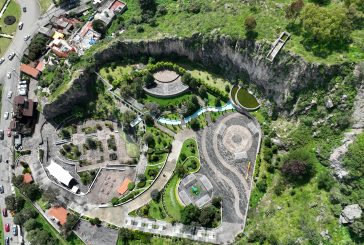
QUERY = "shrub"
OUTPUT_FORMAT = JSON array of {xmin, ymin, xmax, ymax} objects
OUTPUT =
[
  {"xmin": 281, "ymin": 160, "xmax": 314, "ymax": 183},
  {"xmin": 151, "ymin": 189, "xmax": 160, "ymax": 202},
  {"xmin": 137, "ymin": 181, "xmax": 146, "ymax": 188},
  {"xmin": 147, "ymin": 168, "xmax": 158, "ymax": 179},
  {"xmin": 317, "ymin": 172, "xmax": 335, "ymax": 191},
  {"xmin": 127, "ymin": 182, "xmax": 135, "ymax": 191}
]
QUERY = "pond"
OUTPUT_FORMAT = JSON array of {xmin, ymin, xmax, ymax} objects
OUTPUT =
[{"xmin": 231, "ymin": 86, "xmax": 259, "ymax": 110}]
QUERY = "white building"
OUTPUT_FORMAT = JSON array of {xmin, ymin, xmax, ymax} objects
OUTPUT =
[{"xmin": 47, "ymin": 160, "xmax": 74, "ymax": 187}]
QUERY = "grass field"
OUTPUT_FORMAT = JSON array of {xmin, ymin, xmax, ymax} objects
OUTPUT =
[
  {"xmin": 1, "ymin": 0, "xmax": 21, "ymax": 35},
  {"xmin": 38, "ymin": 0, "xmax": 52, "ymax": 13},
  {"xmin": 109, "ymin": 0, "xmax": 363, "ymax": 64},
  {"xmin": 144, "ymin": 93, "xmax": 193, "ymax": 107},
  {"xmin": 120, "ymin": 131, "xmax": 140, "ymax": 158}
]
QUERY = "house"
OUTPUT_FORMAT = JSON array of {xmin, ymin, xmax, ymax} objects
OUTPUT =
[
  {"xmin": 94, "ymin": 0, "xmax": 127, "ymax": 26},
  {"xmin": 71, "ymin": 22, "xmax": 101, "ymax": 54},
  {"xmin": 46, "ymin": 160, "xmax": 75, "ymax": 188},
  {"xmin": 117, "ymin": 178, "xmax": 131, "ymax": 195},
  {"xmin": 48, "ymin": 207, "xmax": 68, "ymax": 226},
  {"xmin": 35, "ymin": 60, "xmax": 45, "ymax": 72},
  {"xmin": 50, "ymin": 15, "xmax": 81, "ymax": 36},
  {"xmin": 48, "ymin": 38, "xmax": 76, "ymax": 58},
  {"xmin": 20, "ymin": 63, "xmax": 40, "ymax": 79},
  {"xmin": 10, "ymin": 96, "xmax": 37, "ymax": 135},
  {"xmin": 23, "ymin": 173, "xmax": 33, "ymax": 184}
]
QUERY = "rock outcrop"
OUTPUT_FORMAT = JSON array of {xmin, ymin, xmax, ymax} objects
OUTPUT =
[
  {"xmin": 42, "ymin": 35, "xmax": 349, "ymax": 119},
  {"xmin": 340, "ymin": 204, "xmax": 362, "ymax": 224},
  {"xmin": 42, "ymin": 70, "xmax": 95, "ymax": 119}
]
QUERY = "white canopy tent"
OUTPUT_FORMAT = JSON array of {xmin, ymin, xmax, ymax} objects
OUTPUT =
[{"xmin": 47, "ymin": 160, "xmax": 74, "ymax": 187}]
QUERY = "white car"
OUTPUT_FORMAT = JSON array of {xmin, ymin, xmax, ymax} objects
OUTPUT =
[
  {"xmin": 7, "ymin": 91, "xmax": 12, "ymax": 99},
  {"xmin": 6, "ymin": 72, "xmax": 11, "ymax": 79},
  {"xmin": 8, "ymin": 52, "xmax": 15, "ymax": 60},
  {"xmin": 3, "ymin": 112, "xmax": 9, "ymax": 120},
  {"xmin": 18, "ymin": 22, "xmax": 23, "ymax": 30},
  {"xmin": 18, "ymin": 89, "xmax": 27, "ymax": 96},
  {"xmin": 19, "ymin": 80, "xmax": 27, "ymax": 85},
  {"xmin": 24, "ymin": 35, "xmax": 30, "ymax": 41},
  {"xmin": 0, "ymin": 58, "xmax": 4, "ymax": 64}
]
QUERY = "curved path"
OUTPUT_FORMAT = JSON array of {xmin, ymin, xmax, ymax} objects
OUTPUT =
[
  {"xmin": 213, "ymin": 113, "xmax": 250, "ymax": 193},
  {"xmin": 201, "ymin": 127, "xmax": 245, "ymax": 221}
]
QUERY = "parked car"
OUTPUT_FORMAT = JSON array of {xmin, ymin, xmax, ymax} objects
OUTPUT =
[
  {"xmin": 23, "ymin": 7, "xmax": 26, "ymax": 12},
  {"xmin": 0, "ymin": 155, "xmax": 2, "ymax": 162},
  {"xmin": 19, "ymin": 80, "xmax": 27, "ymax": 85},
  {"xmin": 24, "ymin": 35, "xmax": 30, "ymax": 41},
  {"xmin": 0, "ymin": 130, "xmax": 4, "ymax": 140},
  {"xmin": 18, "ymin": 88, "xmax": 27, "ymax": 96},
  {"xmin": 8, "ymin": 52, "xmax": 15, "ymax": 60},
  {"xmin": 0, "ymin": 186, "xmax": 4, "ymax": 194},
  {"xmin": 18, "ymin": 22, "xmax": 23, "ymax": 30},
  {"xmin": 0, "ymin": 58, "xmax": 4, "ymax": 64},
  {"xmin": 3, "ymin": 112, "xmax": 9, "ymax": 120},
  {"xmin": 5, "ymin": 223, "xmax": 10, "ymax": 232},
  {"xmin": 7, "ymin": 91, "xmax": 12, "ymax": 99},
  {"xmin": 6, "ymin": 72, "xmax": 11, "ymax": 79},
  {"xmin": 12, "ymin": 225, "xmax": 17, "ymax": 236},
  {"xmin": 2, "ymin": 208, "xmax": 7, "ymax": 217},
  {"xmin": 6, "ymin": 128, "xmax": 11, "ymax": 137},
  {"xmin": 18, "ymin": 85, "xmax": 27, "ymax": 89},
  {"xmin": 5, "ymin": 237, "xmax": 9, "ymax": 245}
]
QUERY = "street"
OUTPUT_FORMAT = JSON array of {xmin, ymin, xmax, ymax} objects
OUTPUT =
[{"xmin": 0, "ymin": 0, "xmax": 46, "ymax": 244}]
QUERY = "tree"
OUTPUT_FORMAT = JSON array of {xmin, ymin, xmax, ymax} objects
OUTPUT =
[
  {"xmin": 145, "ymin": 103, "xmax": 161, "ymax": 117},
  {"xmin": 24, "ymin": 218, "xmax": 39, "ymax": 231},
  {"xmin": 190, "ymin": 118, "xmax": 200, "ymax": 131},
  {"xmin": 175, "ymin": 164, "xmax": 187, "ymax": 178},
  {"xmin": 151, "ymin": 189, "xmax": 160, "ymax": 202},
  {"xmin": 119, "ymin": 228, "xmax": 134, "ymax": 243},
  {"xmin": 90, "ymin": 217, "xmax": 102, "ymax": 226},
  {"xmin": 138, "ymin": 174, "xmax": 147, "ymax": 182},
  {"xmin": 68, "ymin": 52, "xmax": 80, "ymax": 64},
  {"xmin": 244, "ymin": 16, "xmax": 257, "ymax": 32},
  {"xmin": 5, "ymin": 195, "xmax": 24, "ymax": 212},
  {"xmin": 212, "ymin": 196, "xmax": 222, "ymax": 208},
  {"xmin": 86, "ymin": 138, "xmax": 97, "ymax": 150},
  {"xmin": 199, "ymin": 206, "xmax": 216, "ymax": 228},
  {"xmin": 181, "ymin": 204, "xmax": 200, "ymax": 225},
  {"xmin": 144, "ymin": 133, "xmax": 155, "ymax": 147},
  {"xmin": 281, "ymin": 160, "xmax": 314, "ymax": 183},
  {"xmin": 285, "ymin": 0, "xmax": 304, "ymax": 20},
  {"xmin": 301, "ymin": 4, "xmax": 352, "ymax": 53},
  {"xmin": 139, "ymin": 0, "xmax": 157, "ymax": 15},
  {"xmin": 144, "ymin": 114, "xmax": 154, "ymax": 127},
  {"xmin": 317, "ymin": 172, "xmax": 335, "ymax": 191},
  {"xmin": 27, "ymin": 229, "xmax": 55, "ymax": 245},
  {"xmin": 143, "ymin": 72, "xmax": 156, "ymax": 88},
  {"xmin": 198, "ymin": 85, "xmax": 208, "ymax": 99},
  {"xmin": 92, "ymin": 19, "xmax": 106, "ymax": 35},
  {"xmin": 42, "ymin": 187, "xmax": 59, "ymax": 204},
  {"xmin": 349, "ymin": 220, "xmax": 364, "ymax": 239},
  {"xmin": 22, "ymin": 183, "xmax": 42, "ymax": 201},
  {"xmin": 12, "ymin": 175, "xmax": 24, "ymax": 188},
  {"xmin": 127, "ymin": 182, "xmax": 135, "ymax": 191},
  {"xmin": 63, "ymin": 213, "xmax": 79, "ymax": 237}
]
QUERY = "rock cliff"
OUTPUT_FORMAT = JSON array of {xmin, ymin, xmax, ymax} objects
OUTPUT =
[{"xmin": 42, "ymin": 34, "xmax": 349, "ymax": 119}]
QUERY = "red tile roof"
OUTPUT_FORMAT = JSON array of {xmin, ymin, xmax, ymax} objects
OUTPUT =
[
  {"xmin": 48, "ymin": 207, "xmax": 68, "ymax": 225},
  {"xmin": 109, "ymin": 0, "xmax": 126, "ymax": 11},
  {"xmin": 35, "ymin": 60, "xmax": 45, "ymax": 72},
  {"xmin": 23, "ymin": 173, "xmax": 33, "ymax": 184},
  {"xmin": 80, "ymin": 22, "xmax": 93, "ymax": 37},
  {"xmin": 20, "ymin": 63, "xmax": 40, "ymax": 79},
  {"xmin": 117, "ymin": 178, "xmax": 131, "ymax": 195},
  {"xmin": 13, "ymin": 96, "xmax": 34, "ymax": 117}
]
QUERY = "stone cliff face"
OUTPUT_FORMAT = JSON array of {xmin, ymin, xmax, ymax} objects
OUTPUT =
[
  {"xmin": 43, "ymin": 35, "xmax": 347, "ymax": 119},
  {"xmin": 43, "ymin": 70, "xmax": 95, "ymax": 119}
]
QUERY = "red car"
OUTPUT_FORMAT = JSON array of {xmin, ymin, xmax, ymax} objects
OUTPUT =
[
  {"xmin": 2, "ymin": 208, "xmax": 7, "ymax": 217},
  {"xmin": 6, "ymin": 128, "xmax": 11, "ymax": 137},
  {"xmin": 5, "ymin": 223, "xmax": 10, "ymax": 232}
]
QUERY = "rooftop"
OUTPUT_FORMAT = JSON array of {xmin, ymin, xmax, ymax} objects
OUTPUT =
[
  {"xmin": 117, "ymin": 178, "xmax": 131, "ymax": 195},
  {"xmin": 23, "ymin": 173, "xmax": 33, "ymax": 184},
  {"xmin": 13, "ymin": 96, "xmax": 35, "ymax": 117},
  {"xmin": 46, "ymin": 160, "xmax": 74, "ymax": 187},
  {"xmin": 20, "ymin": 63, "xmax": 40, "ymax": 79},
  {"xmin": 48, "ymin": 207, "xmax": 68, "ymax": 225}
]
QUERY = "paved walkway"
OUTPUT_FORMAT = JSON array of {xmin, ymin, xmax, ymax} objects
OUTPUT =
[{"xmin": 154, "ymin": 122, "xmax": 176, "ymax": 137}]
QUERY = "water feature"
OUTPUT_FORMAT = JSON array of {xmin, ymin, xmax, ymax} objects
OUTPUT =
[{"xmin": 157, "ymin": 101, "xmax": 234, "ymax": 125}]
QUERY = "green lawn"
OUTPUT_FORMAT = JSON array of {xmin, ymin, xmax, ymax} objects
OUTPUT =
[
  {"xmin": 162, "ymin": 174, "xmax": 183, "ymax": 220},
  {"xmin": 1, "ymin": 0, "xmax": 21, "ymax": 35},
  {"xmin": 144, "ymin": 93, "xmax": 193, "ymax": 107},
  {"xmin": 120, "ymin": 132, "xmax": 140, "ymax": 158},
  {"xmin": 99, "ymin": 64, "xmax": 134, "ymax": 81},
  {"xmin": 38, "ymin": 0, "xmax": 53, "ymax": 13}
]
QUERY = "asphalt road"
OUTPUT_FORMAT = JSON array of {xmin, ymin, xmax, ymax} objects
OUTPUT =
[{"xmin": 0, "ymin": 0, "xmax": 42, "ymax": 244}]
